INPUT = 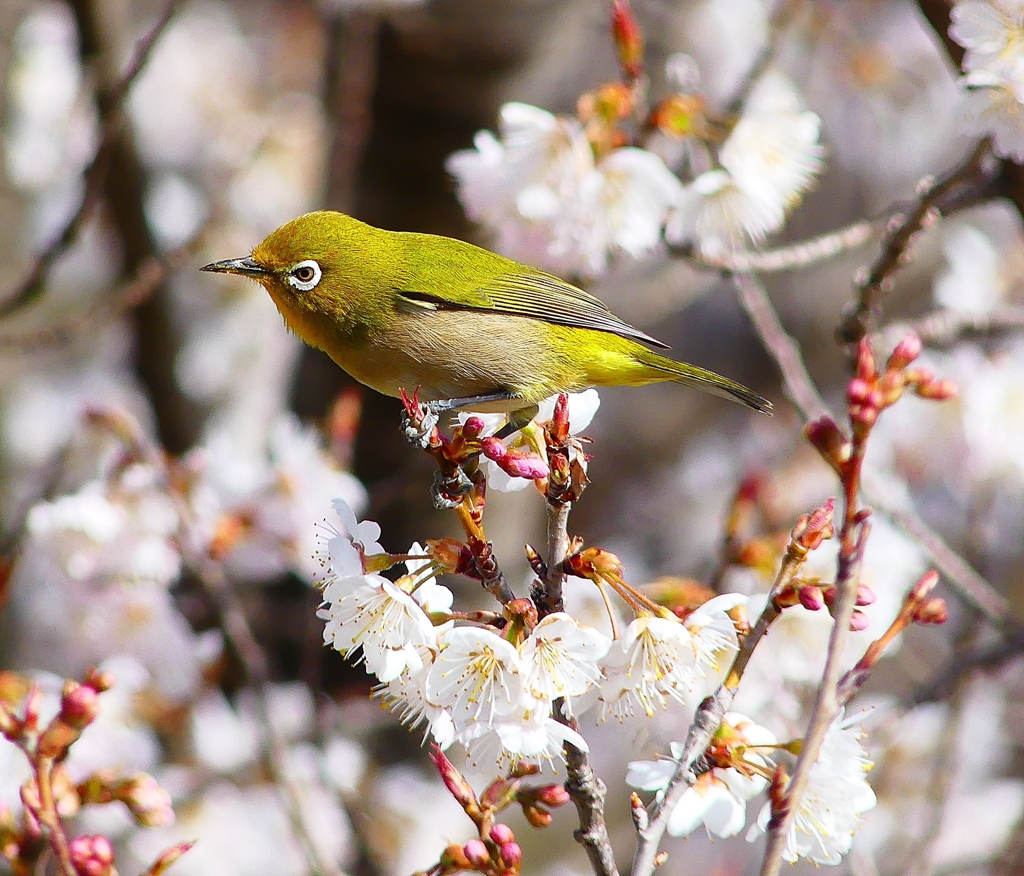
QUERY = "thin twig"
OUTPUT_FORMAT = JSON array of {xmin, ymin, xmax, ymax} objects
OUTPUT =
[
  {"xmin": 735, "ymin": 273, "xmax": 1014, "ymax": 634},
  {"xmin": 873, "ymin": 305, "xmax": 1024, "ymax": 351},
  {"xmin": 758, "ymin": 521, "xmax": 869, "ymax": 876},
  {"xmin": 556, "ymin": 700, "xmax": 620, "ymax": 876},
  {"xmin": 630, "ymin": 544, "xmax": 802, "ymax": 876},
  {"xmin": 688, "ymin": 219, "xmax": 878, "ymax": 274},
  {"xmin": 838, "ymin": 139, "xmax": 996, "ymax": 344},
  {"xmin": 731, "ymin": 272, "xmax": 832, "ymax": 420},
  {"xmin": 906, "ymin": 629, "xmax": 1024, "ymax": 707},
  {"xmin": 542, "ymin": 500, "xmax": 571, "ymax": 612},
  {"xmin": 0, "ymin": 0, "xmax": 182, "ymax": 319}
]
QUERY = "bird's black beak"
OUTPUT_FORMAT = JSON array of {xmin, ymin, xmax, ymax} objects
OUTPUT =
[{"xmin": 200, "ymin": 256, "xmax": 270, "ymax": 278}]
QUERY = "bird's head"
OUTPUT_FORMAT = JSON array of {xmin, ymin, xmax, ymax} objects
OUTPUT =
[{"xmin": 200, "ymin": 211, "xmax": 376, "ymax": 312}]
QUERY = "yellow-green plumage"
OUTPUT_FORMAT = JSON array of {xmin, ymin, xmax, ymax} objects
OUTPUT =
[{"xmin": 201, "ymin": 210, "xmax": 771, "ymax": 417}]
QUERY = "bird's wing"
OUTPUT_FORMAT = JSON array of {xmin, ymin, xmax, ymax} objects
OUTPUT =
[{"xmin": 396, "ymin": 271, "xmax": 670, "ymax": 349}]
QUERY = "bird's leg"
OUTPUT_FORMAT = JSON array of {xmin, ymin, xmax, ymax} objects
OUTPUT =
[
  {"xmin": 401, "ymin": 390, "xmax": 524, "ymax": 448},
  {"xmin": 494, "ymin": 404, "xmax": 540, "ymax": 439}
]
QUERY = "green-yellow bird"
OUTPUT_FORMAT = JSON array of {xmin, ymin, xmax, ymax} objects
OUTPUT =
[{"xmin": 202, "ymin": 211, "xmax": 771, "ymax": 431}]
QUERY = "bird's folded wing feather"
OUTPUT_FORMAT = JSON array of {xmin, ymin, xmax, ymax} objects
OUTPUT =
[{"xmin": 396, "ymin": 271, "xmax": 670, "ymax": 350}]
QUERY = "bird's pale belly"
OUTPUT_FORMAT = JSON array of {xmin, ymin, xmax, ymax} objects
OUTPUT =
[{"xmin": 329, "ymin": 309, "xmax": 581, "ymax": 411}]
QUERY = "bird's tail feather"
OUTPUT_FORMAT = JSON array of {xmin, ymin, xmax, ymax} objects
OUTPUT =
[{"xmin": 636, "ymin": 351, "xmax": 773, "ymax": 414}]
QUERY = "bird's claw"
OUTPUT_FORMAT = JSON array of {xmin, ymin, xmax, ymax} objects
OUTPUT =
[
  {"xmin": 431, "ymin": 467, "xmax": 472, "ymax": 509},
  {"xmin": 401, "ymin": 402, "xmax": 440, "ymax": 450}
]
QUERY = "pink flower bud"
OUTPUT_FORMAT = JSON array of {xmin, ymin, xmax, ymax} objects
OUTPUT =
[
  {"xmin": 463, "ymin": 839, "xmax": 491, "ymax": 868},
  {"xmin": 532, "ymin": 783, "xmax": 570, "ymax": 808},
  {"xmin": 490, "ymin": 823, "xmax": 515, "ymax": 845},
  {"xmin": 855, "ymin": 584, "xmax": 876, "ymax": 606},
  {"xmin": 855, "ymin": 338, "xmax": 876, "ymax": 381},
  {"xmin": 500, "ymin": 842, "xmax": 522, "ymax": 868},
  {"xmin": 499, "ymin": 453, "xmax": 549, "ymax": 480},
  {"xmin": 430, "ymin": 746, "xmax": 477, "ymax": 810},
  {"xmin": 847, "ymin": 378, "xmax": 873, "ymax": 405},
  {"xmin": 120, "ymin": 773, "xmax": 174, "ymax": 827},
  {"xmin": 888, "ymin": 334, "xmax": 922, "ymax": 369},
  {"xmin": 462, "ymin": 417, "xmax": 485, "ymax": 440},
  {"xmin": 59, "ymin": 683, "xmax": 101, "ymax": 730},
  {"xmin": 69, "ymin": 835, "xmax": 114, "ymax": 876},
  {"xmin": 481, "ymin": 436, "xmax": 507, "ymax": 461},
  {"xmin": 799, "ymin": 585, "xmax": 825, "ymax": 612},
  {"xmin": 145, "ymin": 842, "xmax": 195, "ymax": 876},
  {"xmin": 849, "ymin": 610, "xmax": 870, "ymax": 631}
]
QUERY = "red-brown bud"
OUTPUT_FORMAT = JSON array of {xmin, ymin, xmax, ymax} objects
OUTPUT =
[
  {"xmin": 611, "ymin": 0, "xmax": 644, "ymax": 79},
  {"xmin": 914, "ymin": 597, "xmax": 948, "ymax": 625},
  {"xmin": 430, "ymin": 746, "xmax": 477, "ymax": 811},
  {"xmin": 531, "ymin": 783, "xmax": 570, "ymax": 808},
  {"xmin": 462, "ymin": 417, "xmax": 485, "ymax": 440},
  {"xmin": 142, "ymin": 841, "xmax": 194, "ymax": 876},
  {"xmin": 855, "ymin": 338, "xmax": 876, "ymax": 381},
  {"xmin": 915, "ymin": 377, "xmax": 959, "ymax": 400},
  {"xmin": 521, "ymin": 804, "xmax": 553, "ymax": 828},
  {"xmin": 804, "ymin": 417, "xmax": 852, "ymax": 473}
]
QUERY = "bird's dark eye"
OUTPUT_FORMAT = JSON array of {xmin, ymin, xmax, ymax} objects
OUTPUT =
[{"xmin": 287, "ymin": 259, "xmax": 322, "ymax": 291}]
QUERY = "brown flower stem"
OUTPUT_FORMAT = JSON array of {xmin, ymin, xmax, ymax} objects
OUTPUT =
[
  {"xmin": 838, "ymin": 139, "xmax": 995, "ymax": 344},
  {"xmin": 555, "ymin": 699, "xmax": 620, "ymax": 876},
  {"xmin": 31, "ymin": 756, "xmax": 77, "ymax": 876}
]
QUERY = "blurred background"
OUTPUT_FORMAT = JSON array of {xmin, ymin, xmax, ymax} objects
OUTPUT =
[{"xmin": 1, "ymin": 1, "xmax": 1024, "ymax": 875}]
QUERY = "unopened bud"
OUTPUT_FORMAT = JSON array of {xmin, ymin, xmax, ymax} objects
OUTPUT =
[
  {"xmin": 531, "ymin": 783, "xmax": 570, "ymax": 808},
  {"xmin": 914, "ymin": 597, "xmax": 948, "ymax": 625},
  {"xmin": 463, "ymin": 839, "xmax": 491, "ymax": 868},
  {"xmin": 849, "ymin": 610, "xmax": 870, "ymax": 631},
  {"xmin": 847, "ymin": 378, "xmax": 873, "ymax": 405},
  {"xmin": 430, "ymin": 746, "xmax": 477, "ymax": 810},
  {"xmin": 68, "ymin": 834, "xmax": 115, "ymax": 876},
  {"xmin": 522, "ymin": 804, "xmax": 553, "ymax": 828},
  {"xmin": 888, "ymin": 334, "xmax": 922, "ymax": 369},
  {"xmin": 855, "ymin": 338, "xmax": 876, "ymax": 381},
  {"xmin": 915, "ymin": 377, "xmax": 959, "ymax": 400},
  {"xmin": 611, "ymin": 0, "xmax": 644, "ymax": 79},
  {"xmin": 490, "ymin": 823, "xmax": 515, "ymax": 845},
  {"xmin": 82, "ymin": 668, "xmax": 114, "ymax": 694},
  {"xmin": 462, "ymin": 417, "xmax": 485, "ymax": 440},
  {"xmin": 59, "ymin": 683, "xmax": 101, "ymax": 731},
  {"xmin": 855, "ymin": 584, "xmax": 876, "ymax": 606},
  {"xmin": 565, "ymin": 547, "xmax": 623, "ymax": 579},
  {"xmin": 499, "ymin": 842, "xmax": 522, "ymax": 868},
  {"xmin": 119, "ymin": 773, "xmax": 174, "ymax": 827},
  {"xmin": 798, "ymin": 585, "xmax": 825, "ymax": 612},
  {"xmin": 440, "ymin": 843, "xmax": 472, "ymax": 871},
  {"xmin": 804, "ymin": 417, "xmax": 852, "ymax": 473},
  {"xmin": 143, "ymin": 841, "xmax": 195, "ymax": 876},
  {"xmin": 550, "ymin": 393, "xmax": 570, "ymax": 444}
]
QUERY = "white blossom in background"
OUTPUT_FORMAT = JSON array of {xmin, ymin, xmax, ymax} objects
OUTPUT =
[
  {"xmin": 447, "ymin": 104, "xmax": 682, "ymax": 276},
  {"xmin": 1, "ymin": 465, "xmax": 206, "ymax": 699},
  {"xmin": 185, "ymin": 414, "xmax": 366, "ymax": 584},
  {"xmin": 748, "ymin": 712, "xmax": 876, "ymax": 865},
  {"xmin": 458, "ymin": 390, "xmax": 600, "ymax": 492},
  {"xmin": 627, "ymin": 713, "xmax": 775, "ymax": 838},
  {"xmin": 952, "ymin": 0, "xmax": 1024, "ymax": 160},
  {"xmin": 934, "ymin": 222, "xmax": 1006, "ymax": 312},
  {"xmin": 666, "ymin": 72, "xmax": 824, "ymax": 256},
  {"xmin": 959, "ymin": 339, "xmax": 1024, "ymax": 481}
]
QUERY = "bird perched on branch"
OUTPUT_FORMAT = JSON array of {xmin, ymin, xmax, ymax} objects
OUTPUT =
[{"xmin": 202, "ymin": 211, "xmax": 771, "ymax": 433}]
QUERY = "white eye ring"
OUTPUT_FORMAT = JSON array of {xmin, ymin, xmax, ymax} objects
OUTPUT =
[{"xmin": 287, "ymin": 259, "xmax": 322, "ymax": 291}]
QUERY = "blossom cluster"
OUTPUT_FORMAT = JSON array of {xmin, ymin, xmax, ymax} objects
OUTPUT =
[
  {"xmin": 316, "ymin": 497, "xmax": 747, "ymax": 772},
  {"xmin": 448, "ymin": 59, "xmax": 824, "ymax": 274}
]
